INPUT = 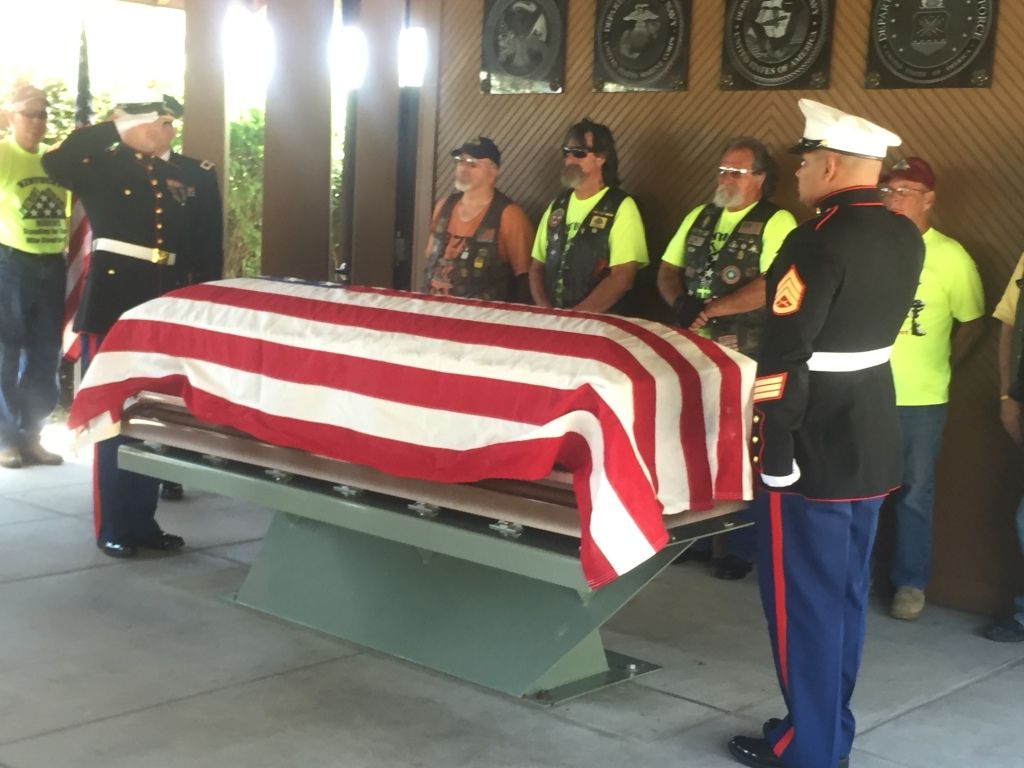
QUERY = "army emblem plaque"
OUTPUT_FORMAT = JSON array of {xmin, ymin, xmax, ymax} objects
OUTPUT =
[
  {"xmin": 593, "ymin": 0, "xmax": 691, "ymax": 92},
  {"xmin": 866, "ymin": 0, "xmax": 998, "ymax": 88},
  {"xmin": 481, "ymin": 0, "xmax": 568, "ymax": 94},
  {"xmin": 720, "ymin": 0, "xmax": 835, "ymax": 90}
]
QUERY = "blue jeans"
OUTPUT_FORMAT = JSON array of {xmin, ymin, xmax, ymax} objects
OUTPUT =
[
  {"xmin": 1015, "ymin": 497, "xmax": 1024, "ymax": 626},
  {"xmin": 0, "ymin": 246, "xmax": 65, "ymax": 449},
  {"xmin": 890, "ymin": 404, "xmax": 948, "ymax": 590}
]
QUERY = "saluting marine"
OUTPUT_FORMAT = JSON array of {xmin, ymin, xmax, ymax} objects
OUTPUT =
[
  {"xmin": 43, "ymin": 94, "xmax": 223, "ymax": 558},
  {"xmin": 728, "ymin": 100, "xmax": 923, "ymax": 768}
]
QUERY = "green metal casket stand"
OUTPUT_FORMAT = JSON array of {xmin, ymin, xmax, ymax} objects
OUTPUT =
[{"xmin": 118, "ymin": 397, "xmax": 748, "ymax": 705}]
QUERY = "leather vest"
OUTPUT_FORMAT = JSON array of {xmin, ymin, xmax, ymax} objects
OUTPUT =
[
  {"xmin": 682, "ymin": 200, "xmax": 780, "ymax": 356},
  {"xmin": 424, "ymin": 191, "xmax": 512, "ymax": 300},
  {"xmin": 543, "ymin": 187, "xmax": 629, "ymax": 309}
]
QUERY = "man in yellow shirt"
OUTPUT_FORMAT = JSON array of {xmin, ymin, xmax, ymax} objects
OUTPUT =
[
  {"xmin": 529, "ymin": 119, "xmax": 647, "ymax": 313},
  {"xmin": 880, "ymin": 157, "xmax": 984, "ymax": 620},
  {"xmin": 657, "ymin": 137, "xmax": 797, "ymax": 580},
  {"xmin": 984, "ymin": 252, "xmax": 1024, "ymax": 641},
  {"xmin": 0, "ymin": 85, "xmax": 70, "ymax": 469}
]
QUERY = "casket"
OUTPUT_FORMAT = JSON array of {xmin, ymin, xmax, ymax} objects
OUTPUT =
[{"xmin": 70, "ymin": 278, "xmax": 757, "ymax": 703}]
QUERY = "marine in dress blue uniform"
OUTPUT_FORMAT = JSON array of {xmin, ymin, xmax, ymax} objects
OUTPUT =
[
  {"xmin": 727, "ymin": 100, "xmax": 924, "ymax": 768},
  {"xmin": 42, "ymin": 95, "xmax": 223, "ymax": 558}
]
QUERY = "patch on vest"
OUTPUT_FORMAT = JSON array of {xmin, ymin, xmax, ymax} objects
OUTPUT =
[
  {"xmin": 738, "ymin": 220, "xmax": 765, "ymax": 235},
  {"xmin": 772, "ymin": 265, "xmax": 805, "ymax": 315},
  {"xmin": 549, "ymin": 208, "xmax": 566, "ymax": 230},
  {"xmin": 590, "ymin": 214, "xmax": 609, "ymax": 230},
  {"xmin": 721, "ymin": 265, "xmax": 742, "ymax": 285}
]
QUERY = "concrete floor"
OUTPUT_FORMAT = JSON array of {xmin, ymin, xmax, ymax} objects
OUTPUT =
[{"xmin": 1, "ymin": 438, "xmax": 1022, "ymax": 768}]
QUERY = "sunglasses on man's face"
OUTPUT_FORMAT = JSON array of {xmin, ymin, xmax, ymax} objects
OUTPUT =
[
  {"xmin": 562, "ymin": 145, "xmax": 595, "ymax": 159},
  {"xmin": 18, "ymin": 110, "xmax": 47, "ymax": 121},
  {"xmin": 717, "ymin": 166, "xmax": 757, "ymax": 179}
]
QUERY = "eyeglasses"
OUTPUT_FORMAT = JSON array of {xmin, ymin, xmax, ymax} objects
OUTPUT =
[
  {"xmin": 18, "ymin": 110, "xmax": 47, "ymax": 121},
  {"xmin": 878, "ymin": 186, "xmax": 927, "ymax": 198},
  {"xmin": 717, "ymin": 166, "xmax": 758, "ymax": 178},
  {"xmin": 562, "ymin": 146, "xmax": 595, "ymax": 159},
  {"xmin": 452, "ymin": 155, "xmax": 479, "ymax": 167}
]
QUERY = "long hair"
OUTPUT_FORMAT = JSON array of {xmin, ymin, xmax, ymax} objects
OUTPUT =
[
  {"xmin": 723, "ymin": 136, "xmax": 778, "ymax": 199},
  {"xmin": 565, "ymin": 118, "xmax": 620, "ymax": 188}
]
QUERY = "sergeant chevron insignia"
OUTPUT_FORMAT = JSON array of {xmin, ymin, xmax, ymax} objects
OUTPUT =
[{"xmin": 772, "ymin": 265, "xmax": 805, "ymax": 316}]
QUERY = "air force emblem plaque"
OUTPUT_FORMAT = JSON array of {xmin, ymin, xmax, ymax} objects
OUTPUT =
[{"xmin": 866, "ymin": 0, "xmax": 998, "ymax": 88}]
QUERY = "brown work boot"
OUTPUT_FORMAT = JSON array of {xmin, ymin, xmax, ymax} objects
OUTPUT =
[
  {"xmin": 891, "ymin": 586, "xmax": 926, "ymax": 620},
  {"xmin": 20, "ymin": 441, "xmax": 63, "ymax": 466},
  {"xmin": 0, "ymin": 446, "xmax": 22, "ymax": 469}
]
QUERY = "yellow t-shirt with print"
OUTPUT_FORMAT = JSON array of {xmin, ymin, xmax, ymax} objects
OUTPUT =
[
  {"xmin": 531, "ymin": 187, "xmax": 648, "ymax": 267},
  {"xmin": 660, "ymin": 201, "xmax": 797, "ymax": 275},
  {"xmin": 0, "ymin": 136, "xmax": 70, "ymax": 254},
  {"xmin": 891, "ymin": 227, "xmax": 984, "ymax": 406},
  {"xmin": 993, "ymin": 251, "xmax": 1024, "ymax": 326}
]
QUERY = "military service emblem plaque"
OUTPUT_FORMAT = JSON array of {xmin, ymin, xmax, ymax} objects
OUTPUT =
[
  {"xmin": 593, "ymin": 0, "xmax": 691, "ymax": 92},
  {"xmin": 866, "ymin": 0, "xmax": 998, "ymax": 88},
  {"xmin": 481, "ymin": 0, "xmax": 568, "ymax": 94},
  {"xmin": 720, "ymin": 0, "xmax": 835, "ymax": 90}
]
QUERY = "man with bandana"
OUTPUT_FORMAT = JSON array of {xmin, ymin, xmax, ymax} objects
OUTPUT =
[
  {"xmin": 529, "ymin": 118, "xmax": 647, "ymax": 313},
  {"xmin": 43, "ymin": 95, "xmax": 223, "ymax": 558}
]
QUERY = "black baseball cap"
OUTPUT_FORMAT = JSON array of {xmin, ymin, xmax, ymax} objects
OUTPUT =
[{"xmin": 451, "ymin": 136, "xmax": 501, "ymax": 167}]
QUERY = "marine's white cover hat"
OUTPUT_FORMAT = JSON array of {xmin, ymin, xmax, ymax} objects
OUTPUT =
[{"xmin": 790, "ymin": 99, "xmax": 901, "ymax": 159}]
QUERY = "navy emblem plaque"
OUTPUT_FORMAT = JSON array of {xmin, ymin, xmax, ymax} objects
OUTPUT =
[
  {"xmin": 866, "ymin": 0, "xmax": 998, "ymax": 88},
  {"xmin": 593, "ymin": 0, "xmax": 691, "ymax": 92},
  {"xmin": 720, "ymin": 0, "xmax": 835, "ymax": 90},
  {"xmin": 481, "ymin": 0, "xmax": 568, "ymax": 94}
]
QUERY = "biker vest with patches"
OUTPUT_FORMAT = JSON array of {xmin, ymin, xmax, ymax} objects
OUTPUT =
[
  {"xmin": 683, "ymin": 200, "xmax": 780, "ymax": 356},
  {"xmin": 424, "ymin": 191, "xmax": 511, "ymax": 300},
  {"xmin": 543, "ymin": 187, "xmax": 628, "ymax": 309}
]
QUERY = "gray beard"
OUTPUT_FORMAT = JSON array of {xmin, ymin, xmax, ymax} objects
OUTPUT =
[
  {"xmin": 454, "ymin": 179, "xmax": 472, "ymax": 193},
  {"xmin": 560, "ymin": 166, "xmax": 584, "ymax": 189},
  {"xmin": 713, "ymin": 186, "xmax": 741, "ymax": 209}
]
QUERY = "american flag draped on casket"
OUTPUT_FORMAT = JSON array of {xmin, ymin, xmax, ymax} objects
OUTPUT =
[{"xmin": 68, "ymin": 278, "xmax": 757, "ymax": 588}]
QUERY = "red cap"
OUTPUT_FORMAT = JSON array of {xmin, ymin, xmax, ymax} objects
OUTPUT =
[{"xmin": 881, "ymin": 157, "xmax": 936, "ymax": 190}]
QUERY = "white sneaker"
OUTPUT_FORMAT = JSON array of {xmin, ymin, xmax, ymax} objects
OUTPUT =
[{"xmin": 891, "ymin": 586, "xmax": 926, "ymax": 620}]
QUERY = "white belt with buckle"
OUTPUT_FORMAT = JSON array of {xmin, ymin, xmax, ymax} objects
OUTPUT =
[
  {"xmin": 93, "ymin": 237, "xmax": 176, "ymax": 266},
  {"xmin": 806, "ymin": 347, "xmax": 892, "ymax": 372}
]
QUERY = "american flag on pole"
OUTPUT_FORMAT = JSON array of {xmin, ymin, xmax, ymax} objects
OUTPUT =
[
  {"xmin": 63, "ymin": 24, "xmax": 93, "ymax": 361},
  {"xmin": 67, "ymin": 278, "xmax": 756, "ymax": 587}
]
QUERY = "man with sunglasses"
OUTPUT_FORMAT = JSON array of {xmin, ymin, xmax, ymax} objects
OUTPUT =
[
  {"xmin": 877, "ymin": 157, "xmax": 984, "ymax": 621},
  {"xmin": 43, "ymin": 94, "xmax": 223, "ymax": 559},
  {"xmin": 423, "ymin": 137, "xmax": 533, "ymax": 302},
  {"xmin": 0, "ymin": 85, "xmax": 71, "ymax": 470},
  {"xmin": 658, "ymin": 137, "xmax": 796, "ymax": 579},
  {"xmin": 529, "ymin": 119, "xmax": 647, "ymax": 313}
]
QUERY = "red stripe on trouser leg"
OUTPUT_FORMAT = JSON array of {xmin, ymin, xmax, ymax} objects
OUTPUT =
[
  {"xmin": 774, "ymin": 726, "xmax": 795, "ymax": 758},
  {"xmin": 770, "ymin": 491, "xmax": 789, "ymax": 691}
]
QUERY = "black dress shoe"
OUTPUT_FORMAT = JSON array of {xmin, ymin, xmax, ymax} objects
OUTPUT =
[
  {"xmin": 733, "ymin": 729, "xmax": 851, "ymax": 765},
  {"xmin": 98, "ymin": 540, "xmax": 137, "ymax": 558},
  {"xmin": 714, "ymin": 553, "xmax": 753, "ymax": 580},
  {"xmin": 160, "ymin": 482, "xmax": 184, "ymax": 501},
  {"xmin": 729, "ymin": 736, "xmax": 783, "ymax": 767},
  {"xmin": 136, "ymin": 531, "xmax": 185, "ymax": 551}
]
